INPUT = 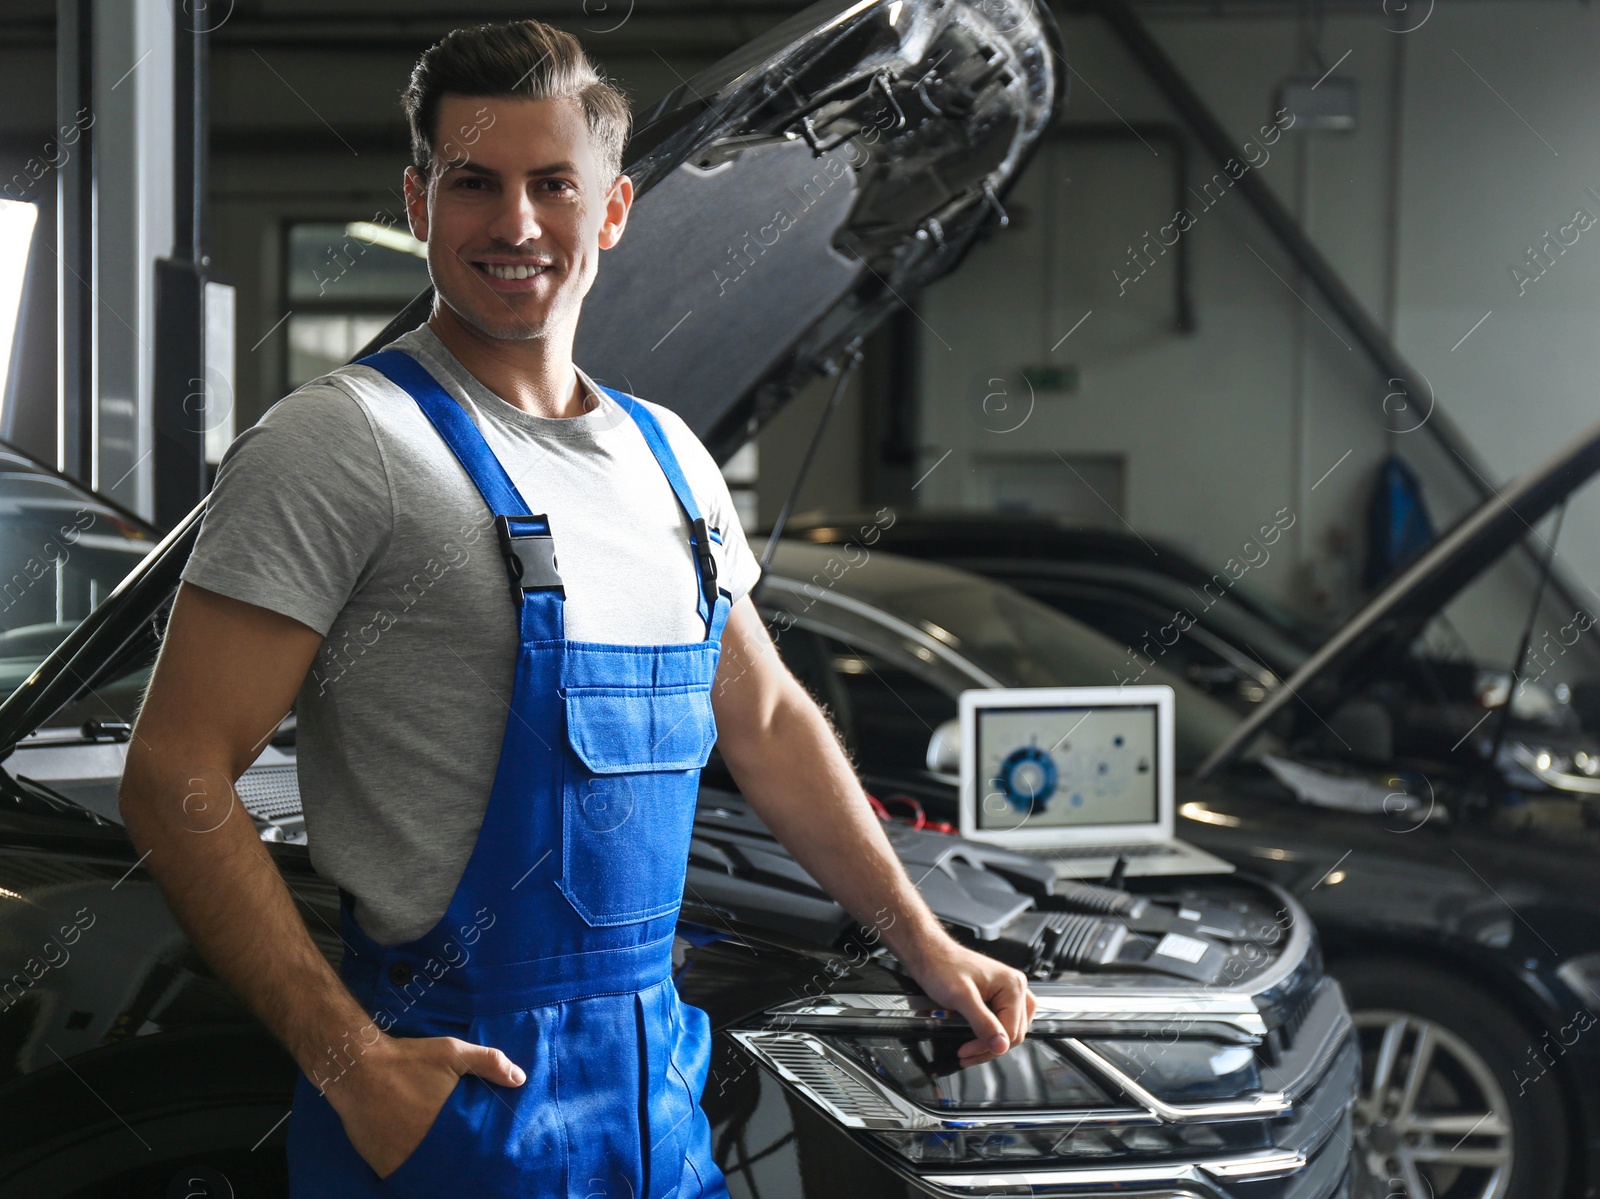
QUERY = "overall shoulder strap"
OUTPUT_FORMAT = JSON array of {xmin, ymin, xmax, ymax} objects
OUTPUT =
[
  {"xmin": 603, "ymin": 387, "xmax": 701, "ymax": 522},
  {"xmin": 359, "ymin": 349, "xmax": 563, "ymax": 623},
  {"xmin": 358, "ymin": 348, "xmax": 532, "ymax": 519},
  {"xmin": 600, "ymin": 386, "xmax": 730, "ymax": 637}
]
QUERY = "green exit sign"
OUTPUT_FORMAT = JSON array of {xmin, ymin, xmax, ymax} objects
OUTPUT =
[{"xmin": 1021, "ymin": 364, "xmax": 1079, "ymax": 394}]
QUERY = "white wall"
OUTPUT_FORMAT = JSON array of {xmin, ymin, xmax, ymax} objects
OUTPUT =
[
  {"xmin": 1392, "ymin": 2, "xmax": 1600, "ymax": 601},
  {"xmin": 917, "ymin": 1, "xmax": 1600, "ymax": 623},
  {"xmin": 15, "ymin": 1, "xmax": 1600, "ymax": 599}
]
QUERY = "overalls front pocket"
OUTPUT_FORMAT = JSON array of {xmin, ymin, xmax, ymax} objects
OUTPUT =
[
  {"xmin": 557, "ymin": 681, "xmax": 717, "ymax": 928},
  {"xmin": 378, "ymin": 1007, "xmax": 564, "ymax": 1199},
  {"xmin": 378, "ymin": 1072, "xmax": 477, "ymax": 1196}
]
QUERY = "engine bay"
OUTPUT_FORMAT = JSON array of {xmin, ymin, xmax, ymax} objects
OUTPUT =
[{"xmin": 687, "ymin": 790, "xmax": 1303, "ymax": 992}]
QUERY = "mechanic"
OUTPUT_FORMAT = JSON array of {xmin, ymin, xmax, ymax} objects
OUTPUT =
[{"xmin": 117, "ymin": 18, "xmax": 1037, "ymax": 1199}]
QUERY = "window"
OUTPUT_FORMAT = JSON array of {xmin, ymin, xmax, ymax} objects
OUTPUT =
[
  {"xmin": 0, "ymin": 199, "xmax": 37, "ymax": 418},
  {"xmin": 283, "ymin": 221, "xmax": 431, "ymax": 390},
  {"xmin": 763, "ymin": 616, "xmax": 954, "ymax": 780}
]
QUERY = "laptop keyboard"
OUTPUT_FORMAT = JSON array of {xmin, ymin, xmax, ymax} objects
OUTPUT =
[{"xmin": 1013, "ymin": 843, "xmax": 1180, "ymax": 860}]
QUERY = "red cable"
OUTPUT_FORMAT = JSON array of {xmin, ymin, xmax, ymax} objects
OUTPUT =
[
  {"xmin": 866, "ymin": 792, "xmax": 957, "ymax": 835},
  {"xmin": 883, "ymin": 795, "xmax": 926, "ymax": 828}
]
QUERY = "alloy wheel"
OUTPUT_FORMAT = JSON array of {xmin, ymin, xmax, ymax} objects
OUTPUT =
[{"xmin": 1352, "ymin": 1010, "xmax": 1513, "ymax": 1199}]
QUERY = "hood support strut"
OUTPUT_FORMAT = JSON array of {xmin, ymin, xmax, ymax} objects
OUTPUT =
[{"xmin": 754, "ymin": 342, "xmax": 864, "ymax": 599}]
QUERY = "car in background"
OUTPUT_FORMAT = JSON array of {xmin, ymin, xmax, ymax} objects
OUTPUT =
[
  {"xmin": 785, "ymin": 511, "xmax": 1319, "ymax": 710},
  {"xmin": 0, "ymin": 0, "xmax": 1369, "ymax": 1195},
  {"xmin": 0, "ymin": 447, "xmax": 157, "ymax": 710},
  {"xmin": 1185, "ymin": 417, "xmax": 1600, "ymax": 1199},
  {"xmin": 765, "ymin": 434, "xmax": 1600, "ymax": 1199},
  {"xmin": 0, "ymin": 476, "xmax": 1363, "ymax": 1199}
]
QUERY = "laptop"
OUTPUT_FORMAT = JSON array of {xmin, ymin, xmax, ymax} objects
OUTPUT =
[{"xmin": 957, "ymin": 685, "xmax": 1233, "ymax": 879}]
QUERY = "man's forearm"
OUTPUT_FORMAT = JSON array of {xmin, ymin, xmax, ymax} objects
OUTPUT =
[
  {"xmin": 718, "ymin": 684, "xmax": 953, "ymax": 972},
  {"xmin": 119, "ymin": 757, "xmax": 371, "ymax": 1086}
]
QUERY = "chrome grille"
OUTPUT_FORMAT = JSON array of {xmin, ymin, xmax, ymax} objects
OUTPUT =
[{"xmin": 745, "ymin": 1033, "xmax": 908, "ymax": 1124}]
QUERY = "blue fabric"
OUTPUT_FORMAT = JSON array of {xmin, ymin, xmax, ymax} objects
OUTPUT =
[
  {"xmin": 286, "ymin": 350, "xmax": 731, "ymax": 1198},
  {"xmin": 1363, "ymin": 454, "xmax": 1436, "ymax": 591},
  {"xmin": 360, "ymin": 349, "xmax": 536, "ymax": 518}
]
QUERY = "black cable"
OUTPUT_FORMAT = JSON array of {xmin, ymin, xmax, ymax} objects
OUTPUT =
[
  {"xmin": 1486, "ymin": 501, "xmax": 1567, "ymax": 774},
  {"xmin": 752, "ymin": 345, "xmax": 864, "ymax": 600}
]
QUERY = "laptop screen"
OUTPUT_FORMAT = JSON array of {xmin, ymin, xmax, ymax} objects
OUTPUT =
[{"xmin": 973, "ymin": 704, "xmax": 1160, "ymax": 832}]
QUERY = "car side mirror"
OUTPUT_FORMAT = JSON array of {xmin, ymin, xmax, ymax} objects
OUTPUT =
[{"xmin": 926, "ymin": 717, "xmax": 961, "ymax": 775}]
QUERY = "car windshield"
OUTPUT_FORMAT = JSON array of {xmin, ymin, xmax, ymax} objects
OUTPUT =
[
  {"xmin": 0, "ymin": 451, "xmax": 157, "ymax": 713},
  {"xmin": 1014, "ymin": 565, "xmax": 1311, "ymax": 692},
  {"xmin": 1153, "ymin": 579, "xmax": 1311, "ymax": 676},
  {"xmin": 765, "ymin": 542, "xmax": 1245, "ymax": 773}
]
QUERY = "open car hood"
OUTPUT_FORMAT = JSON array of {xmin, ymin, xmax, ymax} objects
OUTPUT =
[
  {"xmin": 363, "ymin": 0, "xmax": 1061, "ymax": 462},
  {"xmin": 1198, "ymin": 415, "xmax": 1600, "ymax": 777},
  {"xmin": 0, "ymin": 0, "xmax": 1058, "ymax": 750}
]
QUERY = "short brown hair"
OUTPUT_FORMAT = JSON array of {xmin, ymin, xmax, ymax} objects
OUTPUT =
[{"xmin": 402, "ymin": 20, "xmax": 631, "ymax": 183}]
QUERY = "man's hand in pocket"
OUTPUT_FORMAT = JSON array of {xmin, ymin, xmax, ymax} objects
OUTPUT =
[{"xmin": 325, "ymin": 1034, "xmax": 526, "ymax": 1178}]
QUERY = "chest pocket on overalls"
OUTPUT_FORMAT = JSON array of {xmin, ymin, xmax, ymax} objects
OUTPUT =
[{"xmin": 558, "ymin": 680, "xmax": 717, "ymax": 927}]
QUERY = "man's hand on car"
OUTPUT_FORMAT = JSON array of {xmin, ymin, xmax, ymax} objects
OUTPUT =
[
  {"xmin": 900, "ymin": 933, "xmax": 1037, "ymax": 1067},
  {"xmin": 325, "ymin": 1033, "xmax": 526, "ymax": 1178},
  {"xmin": 709, "ymin": 597, "xmax": 1037, "ymax": 1068}
]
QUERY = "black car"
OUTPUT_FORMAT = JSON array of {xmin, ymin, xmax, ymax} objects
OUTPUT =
[
  {"xmin": 0, "ymin": 0, "xmax": 1367, "ymax": 1196},
  {"xmin": 0, "ymin": 485, "xmax": 1361, "ymax": 1199},
  {"xmin": 1186, "ymin": 419, "xmax": 1600, "ymax": 1199},
  {"xmin": 770, "ymin": 424, "xmax": 1600, "ymax": 1199},
  {"xmin": 786, "ymin": 511, "xmax": 1319, "ymax": 710},
  {"xmin": 0, "ymin": 462, "xmax": 1364, "ymax": 1199}
]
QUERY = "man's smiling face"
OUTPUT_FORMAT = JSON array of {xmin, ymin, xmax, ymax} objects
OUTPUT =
[{"xmin": 405, "ymin": 93, "xmax": 631, "ymax": 343}]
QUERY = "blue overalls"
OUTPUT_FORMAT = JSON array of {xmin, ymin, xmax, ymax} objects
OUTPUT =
[{"xmin": 285, "ymin": 348, "xmax": 731, "ymax": 1199}]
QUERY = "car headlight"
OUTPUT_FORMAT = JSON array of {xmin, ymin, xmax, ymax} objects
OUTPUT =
[
  {"xmin": 1082, "ymin": 1038, "xmax": 1261, "ymax": 1102},
  {"xmin": 1504, "ymin": 741, "xmax": 1600, "ymax": 794},
  {"xmin": 730, "ymin": 987, "xmax": 1357, "ymax": 1194},
  {"xmin": 731, "ymin": 1027, "xmax": 1282, "ymax": 1165}
]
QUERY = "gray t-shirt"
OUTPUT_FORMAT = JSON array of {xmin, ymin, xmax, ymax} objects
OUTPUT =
[{"xmin": 181, "ymin": 324, "xmax": 762, "ymax": 944}]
